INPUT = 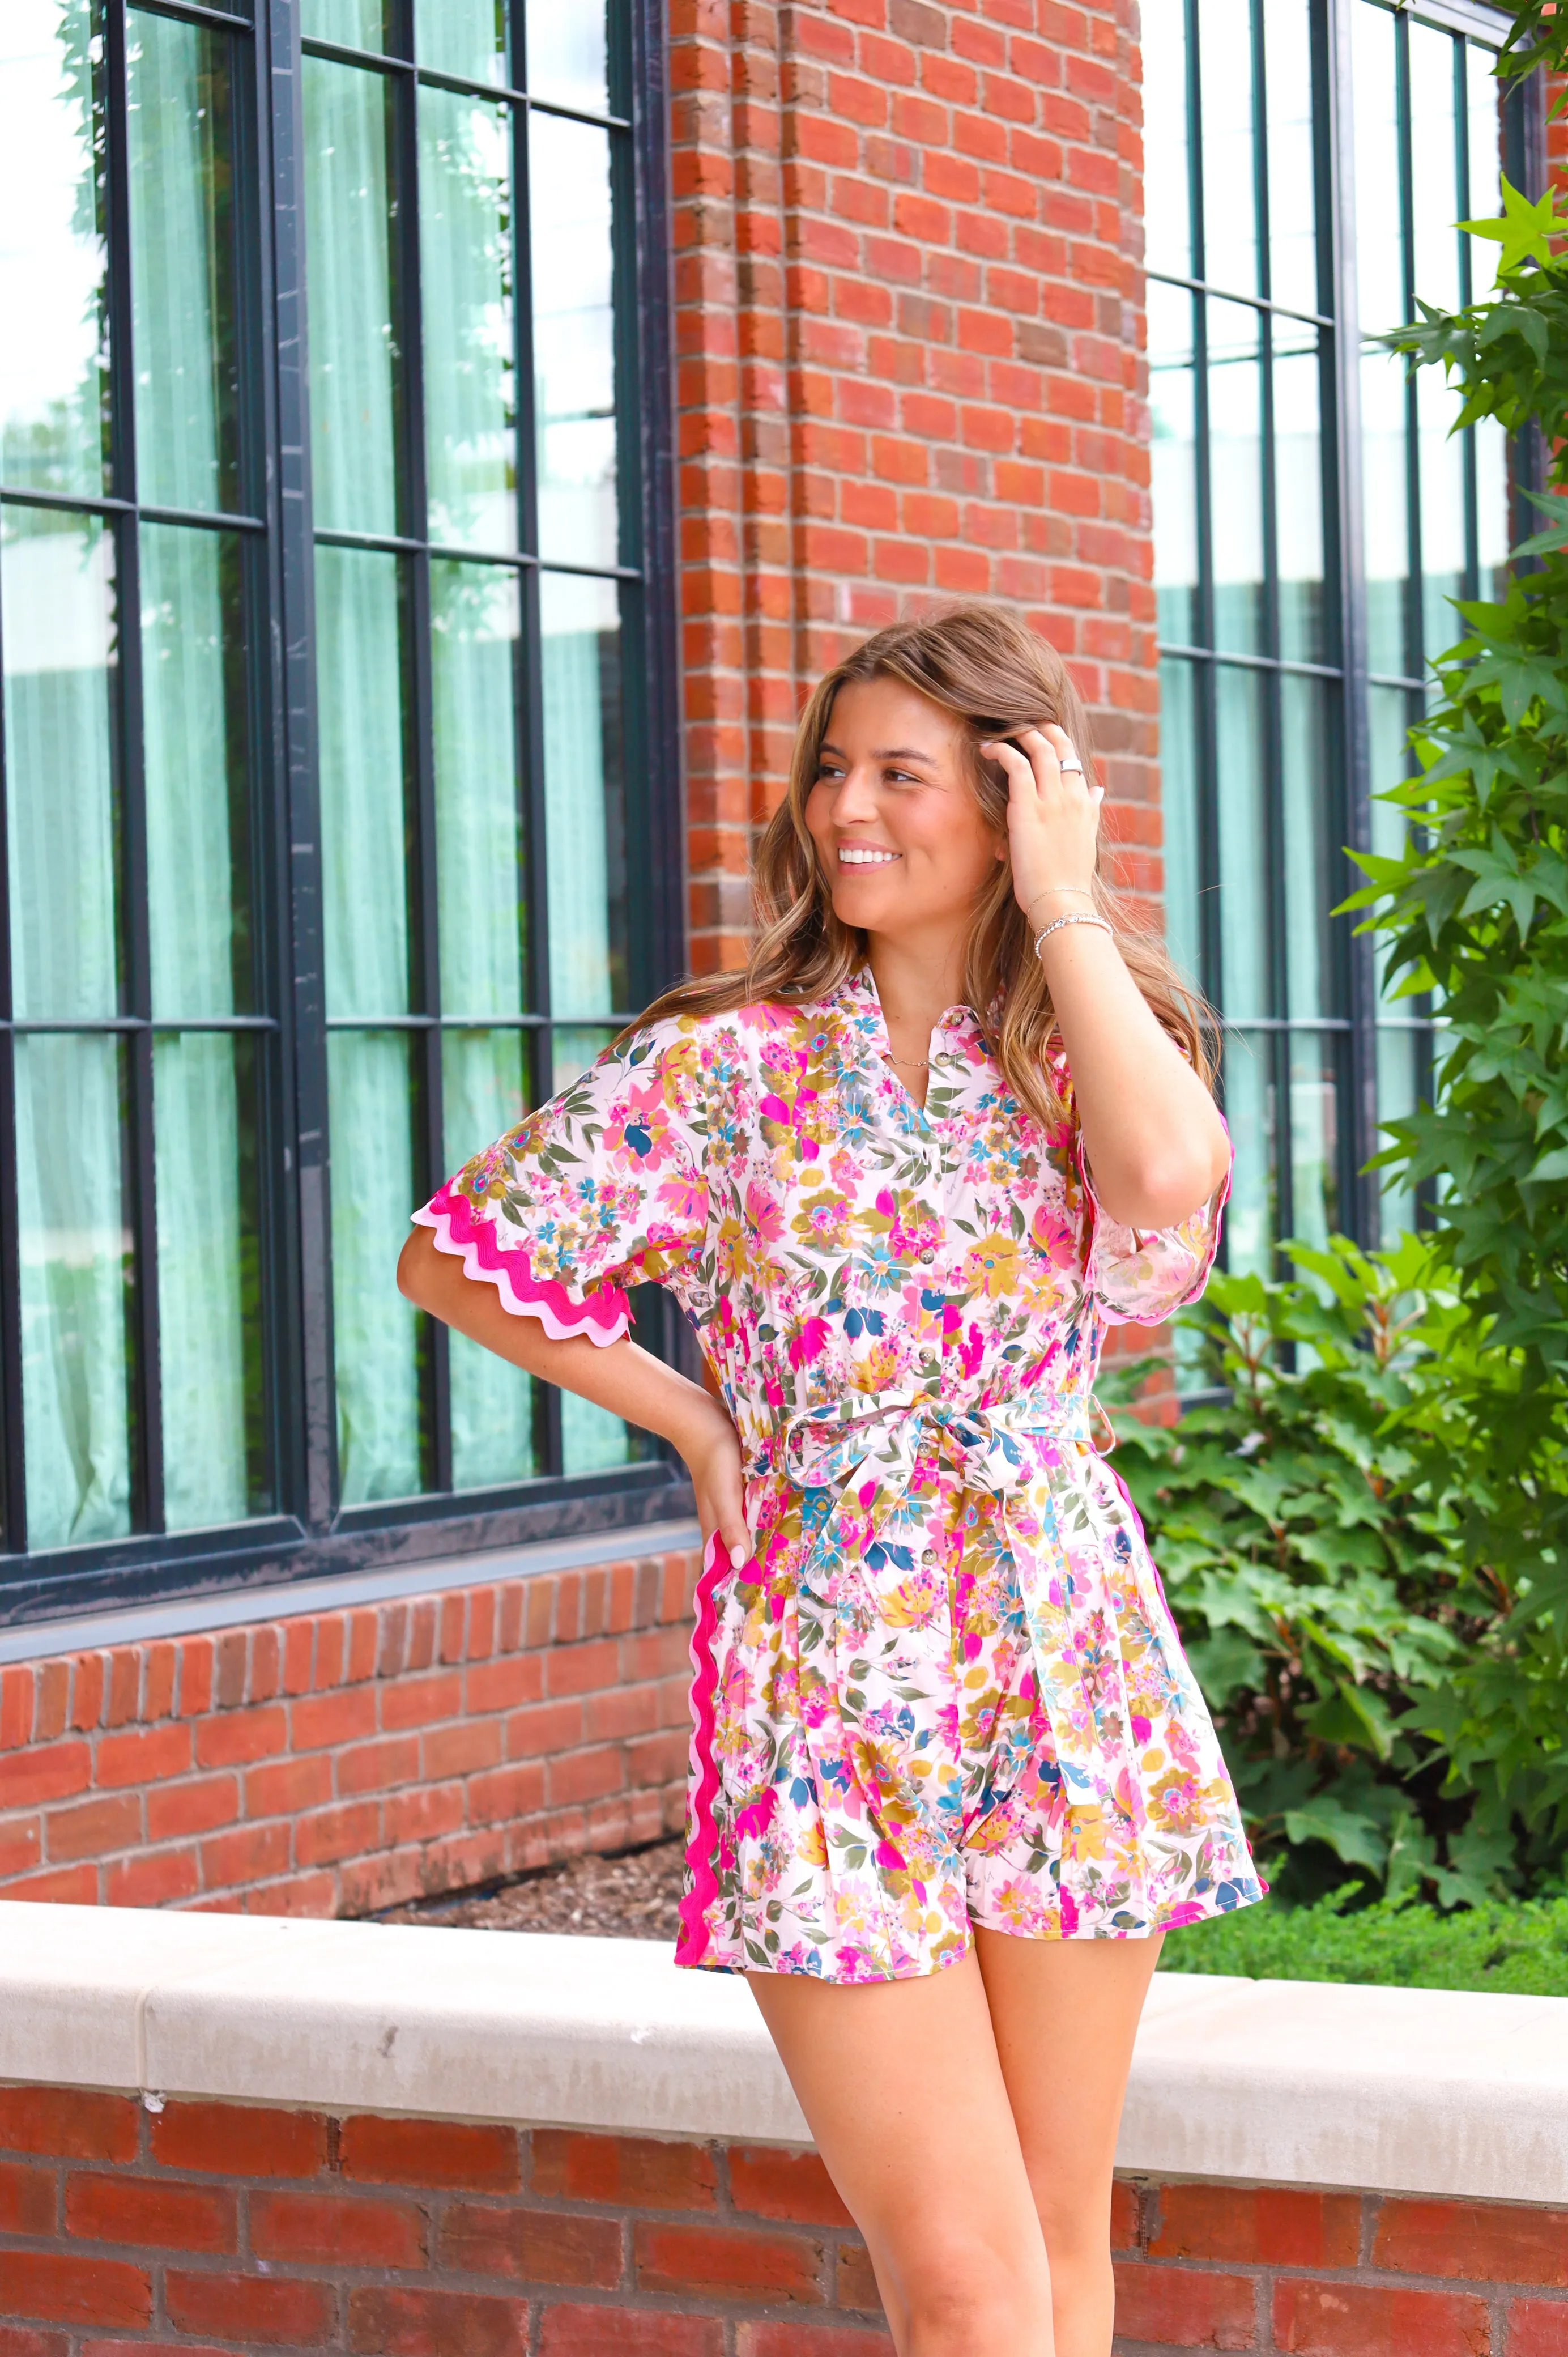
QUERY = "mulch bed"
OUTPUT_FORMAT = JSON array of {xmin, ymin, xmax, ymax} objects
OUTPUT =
[{"xmin": 377, "ymin": 1836, "xmax": 686, "ymax": 1940}]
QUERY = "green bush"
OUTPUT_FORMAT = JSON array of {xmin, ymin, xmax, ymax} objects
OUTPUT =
[
  {"xmin": 1159, "ymin": 1886, "xmax": 1568, "ymax": 1998},
  {"xmin": 1103, "ymin": 1242, "xmax": 1512, "ymax": 1908}
]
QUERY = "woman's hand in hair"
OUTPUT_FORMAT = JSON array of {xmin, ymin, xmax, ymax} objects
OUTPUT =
[{"xmin": 980, "ymin": 725, "xmax": 1103, "ymax": 918}]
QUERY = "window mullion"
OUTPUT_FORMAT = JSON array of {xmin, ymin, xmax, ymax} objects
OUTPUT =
[
  {"xmin": 262, "ymin": 0, "xmax": 337, "ymax": 1532},
  {"xmin": 1323, "ymin": 0, "xmax": 1382, "ymax": 1247},
  {"xmin": 104, "ymin": 0, "xmax": 166, "ymax": 1536},
  {"xmin": 393, "ymin": 7, "xmax": 451, "ymax": 1496},
  {"xmin": 0, "ymin": 571, "xmax": 24, "ymax": 1556}
]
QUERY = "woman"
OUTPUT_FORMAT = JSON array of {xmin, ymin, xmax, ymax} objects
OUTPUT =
[{"xmin": 398, "ymin": 602, "xmax": 1263, "ymax": 2357}]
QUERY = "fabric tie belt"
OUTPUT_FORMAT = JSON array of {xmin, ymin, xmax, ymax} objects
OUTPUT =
[
  {"xmin": 774, "ymin": 1388, "xmax": 1147, "ymax": 1838},
  {"xmin": 781, "ymin": 1388, "xmax": 1093, "ymax": 1503}
]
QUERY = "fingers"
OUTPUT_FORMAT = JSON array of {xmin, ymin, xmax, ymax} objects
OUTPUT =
[
  {"xmin": 978, "ymin": 741, "xmax": 1042, "ymax": 839},
  {"xmin": 700, "ymin": 1478, "xmax": 752, "ymax": 1569}
]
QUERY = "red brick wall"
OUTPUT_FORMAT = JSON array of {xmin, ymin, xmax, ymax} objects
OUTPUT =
[
  {"xmin": 671, "ymin": 0, "xmax": 1156, "ymax": 973},
  {"xmin": 1, "ymin": 2090, "xmax": 1565, "ymax": 2355},
  {"xmin": 0, "ymin": 1546, "xmax": 701, "ymax": 1914}
]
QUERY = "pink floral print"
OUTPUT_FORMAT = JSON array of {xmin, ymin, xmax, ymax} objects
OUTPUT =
[{"xmin": 415, "ymin": 967, "xmax": 1264, "ymax": 1980}]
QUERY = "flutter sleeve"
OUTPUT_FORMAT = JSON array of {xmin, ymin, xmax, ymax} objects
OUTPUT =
[
  {"xmin": 411, "ymin": 1017, "xmax": 710, "ymax": 1346},
  {"xmin": 1076, "ymin": 1134, "xmax": 1230, "ymax": 1327}
]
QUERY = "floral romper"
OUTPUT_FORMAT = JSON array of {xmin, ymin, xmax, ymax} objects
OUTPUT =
[{"xmin": 414, "ymin": 967, "xmax": 1265, "ymax": 1982}]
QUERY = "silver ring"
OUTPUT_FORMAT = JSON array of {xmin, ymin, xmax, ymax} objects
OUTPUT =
[{"xmin": 1059, "ymin": 757, "xmax": 1084, "ymax": 775}]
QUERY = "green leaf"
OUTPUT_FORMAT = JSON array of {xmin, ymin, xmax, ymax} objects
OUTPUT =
[
  {"xmin": 1457, "ymin": 179, "xmax": 1561, "ymax": 276},
  {"xmin": 1283, "ymin": 1796, "xmax": 1391, "ymax": 1873}
]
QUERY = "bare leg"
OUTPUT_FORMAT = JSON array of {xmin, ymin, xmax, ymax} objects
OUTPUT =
[
  {"xmin": 974, "ymin": 1928, "xmax": 1164, "ymax": 2357},
  {"xmin": 748, "ymin": 1950, "xmax": 1055, "ymax": 2357}
]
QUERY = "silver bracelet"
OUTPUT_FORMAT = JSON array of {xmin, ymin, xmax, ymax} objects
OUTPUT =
[{"xmin": 1034, "ymin": 911, "xmax": 1113, "ymax": 956}]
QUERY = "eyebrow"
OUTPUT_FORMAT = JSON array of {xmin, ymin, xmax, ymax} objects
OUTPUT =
[{"xmin": 818, "ymin": 741, "xmax": 938, "ymax": 764}]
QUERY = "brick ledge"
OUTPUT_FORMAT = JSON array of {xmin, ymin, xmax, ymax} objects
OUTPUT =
[{"xmin": 0, "ymin": 1907, "xmax": 1564, "ymax": 2206}]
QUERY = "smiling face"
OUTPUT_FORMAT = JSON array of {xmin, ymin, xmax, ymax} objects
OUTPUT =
[{"xmin": 803, "ymin": 675, "xmax": 1004, "ymax": 950}]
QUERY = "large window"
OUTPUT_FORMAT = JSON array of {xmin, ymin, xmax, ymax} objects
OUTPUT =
[
  {"xmin": 1145, "ymin": 0, "xmax": 1524, "ymax": 1266},
  {"xmin": 0, "ymin": 1, "xmax": 679, "ymax": 1621}
]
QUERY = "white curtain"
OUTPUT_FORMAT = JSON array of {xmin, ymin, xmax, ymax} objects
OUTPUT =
[
  {"xmin": 431, "ymin": 558, "xmax": 533, "ymax": 1490},
  {"xmin": 3, "ymin": 512, "xmax": 131, "ymax": 1549},
  {"xmin": 317, "ymin": 543, "xmax": 423, "ymax": 1506}
]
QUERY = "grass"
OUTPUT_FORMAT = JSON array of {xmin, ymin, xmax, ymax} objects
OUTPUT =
[{"xmin": 1158, "ymin": 1889, "xmax": 1568, "ymax": 1997}]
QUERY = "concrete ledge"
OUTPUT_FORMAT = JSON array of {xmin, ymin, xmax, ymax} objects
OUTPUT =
[{"xmin": 2, "ymin": 1902, "xmax": 1565, "ymax": 2203}]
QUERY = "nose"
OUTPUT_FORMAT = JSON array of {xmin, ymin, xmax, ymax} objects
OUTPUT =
[{"xmin": 831, "ymin": 761, "xmax": 880, "ymax": 825}]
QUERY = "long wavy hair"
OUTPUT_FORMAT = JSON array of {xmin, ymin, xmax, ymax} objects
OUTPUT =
[{"xmin": 636, "ymin": 601, "xmax": 1216, "ymax": 1131}]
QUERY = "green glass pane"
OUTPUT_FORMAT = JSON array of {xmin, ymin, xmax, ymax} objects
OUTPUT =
[
  {"xmin": 1264, "ymin": 0, "xmax": 1317, "ymax": 316},
  {"xmin": 542, "ymin": 570, "xmax": 625, "ymax": 1019},
  {"xmin": 1466, "ymin": 41, "xmax": 1502, "ymax": 231},
  {"xmin": 1367, "ymin": 683, "xmax": 1418, "ymax": 1016},
  {"xmin": 1367, "ymin": 683, "xmax": 1417, "ymax": 837},
  {"xmin": 2, "ymin": 505, "xmax": 118, "ymax": 1019},
  {"xmin": 432, "ymin": 559, "xmax": 524, "ymax": 1015},
  {"xmin": 142, "ymin": 524, "xmax": 250, "ymax": 1018},
  {"xmin": 1147, "ymin": 280, "xmax": 1196, "ymax": 648},
  {"xmin": 416, "ymin": 0, "xmax": 508, "ymax": 86},
  {"xmin": 303, "ymin": 56, "xmax": 399, "ymax": 534},
  {"xmin": 1417, "ymin": 364, "xmax": 1466, "ymax": 668},
  {"xmin": 551, "ymin": 1024, "xmax": 612, "ymax": 1096},
  {"xmin": 563, "ymin": 1388, "xmax": 634, "ymax": 1474},
  {"xmin": 1280, "ymin": 672, "xmax": 1337, "ymax": 1023},
  {"xmin": 1208, "ymin": 299, "xmax": 1264, "ymax": 656},
  {"xmin": 156, "ymin": 1030, "xmax": 268, "ymax": 1529},
  {"xmin": 1361, "ymin": 347, "xmax": 1410, "ymax": 680},
  {"xmin": 419, "ymin": 83, "xmax": 516, "ymax": 551},
  {"xmin": 1476, "ymin": 414, "xmax": 1509, "ymax": 604},
  {"xmin": 442, "ymin": 1028, "xmax": 534, "ymax": 1490},
  {"xmin": 316, "ymin": 544, "xmax": 410, "ymax": 1020},
  {"xmin": 530, "ymin": 112, "xmax": 617, "ymax": 567},
  {"xmin": 1214, "ymin": 663, "xmax": 1268, "ymax": 1020},
  {"xmin": 1157, "ymin": 657, "xmax": 1203, "ymax": 994},
  {"xmin": 329, "ymin": 1029, "xmax": 424, "ymax": 1503},
  {"xmin": 1274, "ymin": 333, "xmax": 1324, "ymax": 664},
  {"xmin": 1141, "ymin": 0, "xmax": 1190, "ymax": 282},
  {"xmin": 1374, "ymin": 1024, "xmax": 1425, "ymax": 1243},
  {"xmin": 1352, "ymin": 2, "xmax": 1402, "ymax": 341},
  {"xmin": 524, "ymin": 0, "xmax": 607, "ymax": 115},
  {"xmin": 1199, "ymin": 0, "xmax": 1258, "ymax": 296},
  {"xmin": 1288, "ymin": 1033, "xmax": 1340, "ymax": 1254},
  {"xmin": 1409, "ymin": 23, "xmax": 1461, "ymax": 318},
  {"xmin": 301, "ymin": 0, "xmax": 391, "ymax": 49},
  {"xmin": 0, "ymin": 0, "xmax": 109, "ymax": 497},
  {"xmin": 1221, "ymin": 1031, "xmax": 1275, "ymax": 1277},
  {"xmin": 16, "ymin": 1032, "xmax": 133, "ymax": 1549},
  {"xmin": 126, "ymin": 8, "xmax": 238, "ymax": 514}
]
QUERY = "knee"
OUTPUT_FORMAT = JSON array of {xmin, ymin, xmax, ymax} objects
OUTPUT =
[
  {"xmin": 1033, "ymin": 2192, "xmax": 1115, "ymax": 2298},
  {"xmin": 900, "ymin": 2252, "xmax": 1053, "ymax": 2356}
]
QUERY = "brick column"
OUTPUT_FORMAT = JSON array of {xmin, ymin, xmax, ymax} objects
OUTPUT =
[{"xmin": 670, "ymin": 0, "xmax": 1156, "ymax": 975}]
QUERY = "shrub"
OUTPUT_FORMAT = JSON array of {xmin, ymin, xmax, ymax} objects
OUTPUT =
[
  {"xmin": 1101, "ymin": 1240, "xmax": 1512, "ymax": 1906},
  {"xmin": 1159, "ymin": 1884, "xmax": 1568, "ymax": 1998}
]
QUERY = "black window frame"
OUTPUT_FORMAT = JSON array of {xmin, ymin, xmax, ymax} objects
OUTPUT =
[
  {"xmin": 0, "ymin": 0, "xmax": 684, "ymax": 1632},
  {"xmin": 1148, "ymin": 0, "xmax": 1540, "ymax": 1260}
]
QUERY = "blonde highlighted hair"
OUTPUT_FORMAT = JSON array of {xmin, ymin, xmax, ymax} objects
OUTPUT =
[{"xmin": 636, "ymin": 601, "xmax": 1215, "ymax": 1133}]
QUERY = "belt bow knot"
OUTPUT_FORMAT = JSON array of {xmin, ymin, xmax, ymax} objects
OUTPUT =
[{"xmin": 781, "ymin": 1388, "xmax": 1091, "ymax": 1506}]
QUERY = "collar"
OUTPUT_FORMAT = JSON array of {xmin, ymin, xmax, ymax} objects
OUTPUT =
[{"xmin": 825, "ymin": 963, "xmax": 987, "ymax": 1060}]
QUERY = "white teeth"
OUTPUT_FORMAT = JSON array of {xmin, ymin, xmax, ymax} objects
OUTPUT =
[{"xmin": 838, "ymin": 848, "xmax": 900, "ymax": 866}]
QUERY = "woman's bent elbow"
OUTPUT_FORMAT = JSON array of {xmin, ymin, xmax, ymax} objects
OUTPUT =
[{"xmin": 397, "ymin": 1226, "xmax": 437, "ymax": 1307}]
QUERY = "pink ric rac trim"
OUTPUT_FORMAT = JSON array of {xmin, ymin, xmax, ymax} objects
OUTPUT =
[
  {"xmin": 412, "ymin": 1182, "xmax": 632, "ymax": 1346},
  {"xmin": 675, "ymin": 1531, "xmax": 729, "ymax": 1970}
]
